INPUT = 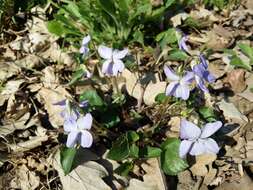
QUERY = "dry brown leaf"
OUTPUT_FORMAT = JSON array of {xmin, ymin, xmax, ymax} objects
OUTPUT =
[
  {"xmin": 127, "ymin": 158, "xmax": 166, "ymax": 190},
  {"xmin": 143, "ymin": 81, "xmax": 166, "ymax": 105},
  {"xmin": 214, "ymin": 173, "xmax": 253, "ymax": 190},
  {"xmin": 52, "ymin": 151, "xmax": 111, "ymax": 190},
  {"xmin": 190, "ymin": 154, "xmax": 216, "ymax": 176},
  {"xmin": 203, "ymin": 167, "xmax": 218, "ymax": 185},
  {"xmin": 217, "ymin": 100, "xmax": 248, "ymax": 124},
  {"xmin": 10, "ymin": 164, "xmax": 40, "ymax": 190},
  {"xmin": 37, "ymin": 87, "xmax": 70, "ymax": 127},
  {"xmin": 0, "ymin": 62, "xmax": 20, "ymax": 83},
  {"xmin": 9, "ymin": 135, "xmax": 48, "ymax": 153},
  {"xmin": 224, "ymin": 69, "xmax": 247, "ymax": 93}
]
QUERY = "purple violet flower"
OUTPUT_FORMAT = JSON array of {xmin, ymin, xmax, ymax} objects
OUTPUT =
[
  {"xmin": 98, "ymin": 45, "xmax": 128, "ymax": 76},
  {"xmin": 164, "ymin": 65, "xmax": 194, "ymax": 100},
  {"xmin": 64, "ymin": 113, "xmax": 93, "ymax": 148},
  {"xmin": 179, "ymin": 119, "xmax": 222, "ymax": 158},
  {"xmin": 80, "ymin": 35, "xmax": 91, "ymax": 56},
  {"xmin": 179, "ymin": 35, "xmax": 189, "ymax": 52},
  {"xmin": 193, "ymin": 54, "xmax": 216, "ymax": 92}
]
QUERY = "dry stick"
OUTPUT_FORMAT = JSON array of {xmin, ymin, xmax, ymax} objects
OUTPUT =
[{"xmin": 136, "ymin": 52, "xmax": 145, "ymax": 111}]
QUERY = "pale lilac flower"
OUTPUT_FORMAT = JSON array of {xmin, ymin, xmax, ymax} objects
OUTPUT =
[
  {"xmin": 98, "ymin": 45, "xmax": 128, "ymax": 76},
  {"xmin": 179, "ymin": 119, "xmax": 222, "ymax": 158},
  {"xmin": 80, "ymin": 35, "xmax": 91, "ymax": 56},
  {"xmin": 84, "ymin": 69, "xmax": 92, "ymax": 78},
  {"xmin": 64, "ymin": 113, "xmax": 93, "ymax": 148},
  {"xmin": 164, "ymin": 65, "xmax": 194, "ymax": 100},
  {"xmin": 193, "ymin": 54, "xmax": 216, "ymax": 92},
  {"xmin": 179, "ymin": 36, "xmax": 189, "ymax": 52}
]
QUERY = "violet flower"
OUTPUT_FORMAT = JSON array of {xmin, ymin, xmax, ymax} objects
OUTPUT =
[
  {"xmin": 80, "ymin": 35, "xmax": 91, "ymax": 56},
  {"xmin": 164, "ymin": 65, "xmax": 194, "ymax": 100},
  {"xmin": 84, "ymin": 69, "xmax": 92, "ymax": 78},
  {"xmin": 179, "ymin": 119, "xmax": 222, "ymax": 158},
  {"xmin": 98, "ymin": 45, "xmax": 128, "ymax": 76},
  {"xmin": 179, "ymin": 35, "xmax": 189, "ymax": 52},
  {"xmin": 64, "ymin": 113, "xmax": 93, "ymax": 148},
  {"xmin": 193, "ymin": 54, "xmax": 216, "ymax": 92}
]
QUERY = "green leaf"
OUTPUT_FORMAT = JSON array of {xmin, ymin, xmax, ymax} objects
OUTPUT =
[
  {"xmin": 213, "ymin": 0, "xmax": 225, "ymax": 9},
  {"xmin": 60, "ymin": 147, "xmax": 77, "ymax": 175},
  {"xmin": 168, "ymin": 49, "xmax": 189, "ymax": 61},
  {"xmin": 114, "ymin": 161, "xmax": 133, "ymax": 176},
  {"xmin": 230, "ymin": 55, "xmax": 251, "ymax": 71},
  {"xmin": 198, "ymin": 106, "xmax": 216, "ymax": 122},
  {"xmin": 68, "ymin": 69, "xmax": 85, "ymax": 86},
  {"xmin": 47, "ymin": 21, "xmax": 64, "ymax": 36},
  {"xmin": 238, "ymin": 43, "xmax": 253, "ymax": 61},
  {"xmin": 101, "ymin": 111, "xmax": 120, "ymax": 128},
  {"xmin": 132, "ymin": 29, "xmax": 144, "ymax": 45},
  {"xmin": 156, "ymin": 28, "xmax": 177, "ymax": 48},
  {"xmin": 165, "ymin": 0, "xmax": 176, "ymax": 7},
  {"xmin": 107, "ymin": 134, "xmax": 130, "ymax": 161},
  {"xmin": 139, "ymin": 146, "xmax": 162, "ymax": 158},
  {"xmin": 155, "ymin": 93, "xmax": 168, "ymax": 104},
  {"xmin": 160, "ymin": 138, "xmax": 188, "ymax": 175},
  {"xmin": 79, "ymin": 90, "xmax": 104, "ymax": 107},
  {"xmin": 129, "ymin": 144, "xmax": 139, "ymax": 158},
  {"xmin": 127, "ymin": 131, "xmax": 139, "ymax": 143}
]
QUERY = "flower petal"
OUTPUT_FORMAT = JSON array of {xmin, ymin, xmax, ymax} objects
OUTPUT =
[
  {"xmin": 85, "ymin": 70, "xmax": 92, "ymax": 78},
  {"xmin": 203, "ymin": 138, "xmax": 220, "ymax": 154},
  {"xmin": 180, "ymin": 119, "xmax": 201, "ymax": 140},
  {"xmin": 53, "ymin": 99, "xmax": 66, "ymax": 106},
  {"xmin": 189, "ymin": 140, "xmax": 206, "ymax": 156},
  {"xmin": 181, "ymin": 72, "xmax": 194, "ymax": 84},
  {"xmin": 98, "ymin": 45, "xmax": 113, "ymax": 59},
  {"xmin": 102, "ymin": 60, "xmax": 113, "ymax": 75},
  {"xmin": 179, "ymin": 36, "xmax": 189, "ymax": 52},
  {"xmin": 164, "ymin": 65, "xmax": 180, "ymax": 81},
  {"xmin": 113, "ymin": 49, "xmax": 128, "ymax": 60},
  {"xmin": 200, "ymin": 121, "xmax": 222, "ymax": 138},
  {"xmin": 199, "ymin": 54, "xmax": 208, "ymax": 68},
  {"xmin": 179, "ymin": 140, "xmax": 193, "ymax": 158},
  {"xmin": 112, "ymin": 59, "xmax": 125, "ymax": 75},
  {"xmin": 77, "ymin": 113, "xmax": 93, "ymax": 130},
  {"xmin": 175, "ymin": 84, "xmax": 190, "ymax": 100},
  {"xmin": 79, "ymin": 100, "xmax": 89, "ymax": 108},
  {"xmin": 193, "ymin": 63, "xmax": 205, "ymax": 78},
  {"xmin": 64, "ymin": 117, "xmax": 78, "ymax": 132},
  {"xmin": 204, "ymin": 72, "xmax": 216, "ymax": 83},
  {"xmin": 82, "ymin": 35, "xmax": 91, "ymax": 45},
  {"xmin": 165, "ymin": 81, "xmax": 179, "ymax": 96},
  {"xmin": 80, "ymin": 46, "xmax": 89, "ymax": 55},
  {"xmin": 195, "ymin": 76, "xmax": 209, "ymax": 93},
  {"xmin": 80, "ymin": 130, "xmax": 93, "ymax": 148},
  {"xmin": 66, "ymin": 131, "xmax": 80, "ymax": 148}
]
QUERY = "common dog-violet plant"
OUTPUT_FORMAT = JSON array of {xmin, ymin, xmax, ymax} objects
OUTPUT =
[{"xmin": 45, "ymin": 0, "xmax": 230, "ymax": 179}]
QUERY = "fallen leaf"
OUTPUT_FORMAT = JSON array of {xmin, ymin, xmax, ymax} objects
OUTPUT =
[
  {"xmin": 37, "ymin": 87, "xmax": 70, "ymax": 128},
  {"xmin": 224, "ymin": 69, "xmax": 247, "ymax": 93},
  {"xmin": 190, "ymin": 154, "xmax": 217, "ymax": 176},
  {"xmin": 10, "ymin": 164, "xmax": 40, "ymax": 190},
  {"xmin": 143, "ymin": 81, "xmax": 166, "ymax": 105},
  {"xmin": 52, "ymin": 150, "xmax": 111, "ymax": 190},
  {"xmin": 217, "ymin": 100, "xmax": 248, "ymax": 124},
  {"xmin": 127, "ymin": 158, "xmax": 166, "ymax": 190}
]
